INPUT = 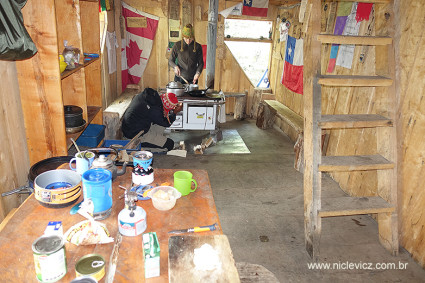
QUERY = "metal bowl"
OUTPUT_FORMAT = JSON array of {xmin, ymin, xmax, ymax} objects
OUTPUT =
[{"xmin": 34, "ymin": 169, "xmax": 82, "ymax": 208}]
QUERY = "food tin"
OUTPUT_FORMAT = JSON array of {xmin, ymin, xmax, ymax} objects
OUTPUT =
[
  {"xmin": 75, "ymin": 254, "xmax": 105, "ymax": 281},
  {"xmin": 70, "ymin": 276, "xmax": 98, "ymax": 283},
  {"xmin": 32, "ymin": 235, "xmax": 67, "ymax": 282}
]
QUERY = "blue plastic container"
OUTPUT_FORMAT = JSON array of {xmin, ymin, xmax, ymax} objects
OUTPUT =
[
  {"xmin": 76, "ymin": 124, "xmax": 105, "ymax": 147},
  {"xmin": 82, "ymin": 168, "xmax": 112, "ymax": 220}
]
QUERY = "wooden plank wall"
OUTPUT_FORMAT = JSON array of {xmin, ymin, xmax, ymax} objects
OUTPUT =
[
  {"xmin": 269, "ymin": 4, "xmax": 304, "ymax": 116},
  {"xmin": 396, "ymin": 0, "xmax": 425, "ymax": 268},
  {"xmin": 292, "ymin": 0, "xmax": 425, "ymax": 268},
  {"xmin": 0, "ymin": 61, "xmax": 30, "ymax": 222}
]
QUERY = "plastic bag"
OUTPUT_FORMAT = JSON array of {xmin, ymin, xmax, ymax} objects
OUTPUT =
[
  {"xmin": 0, "ymin": 0, "xmax": 37, "ymax": 60},
  {"xmin": 62, "ymin": 40, "xmax": 80, "ymax": 69}
]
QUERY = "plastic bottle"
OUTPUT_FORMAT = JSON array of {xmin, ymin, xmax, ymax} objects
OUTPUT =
[{"xmin": 118, "ymin": 191, "xmax": 147, "ymax": 236}]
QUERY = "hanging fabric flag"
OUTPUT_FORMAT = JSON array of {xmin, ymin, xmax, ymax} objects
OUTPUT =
[
  {"xmin": 202, "ymin": 45, "xmax": 207, "ymax": 69},
  {"xmin": 326, "ymin": 2, "xmax": 352, "ymax": 73},
  {"xmin": 121, "ymin": 2, "xmax": 159, "ymax": 91},
  {"xmin": 356, "ymin": 3, "xmax": 373, "ymax": 22},
  {"xmin": 219, "ymin": 3, "xmax": 242, "ymax": 18},
  {"xmin": 242, "ymin": 0, "xmax": 269, "ymax": 17},
  {"xmin": 336, "ymin": 3, "xmax": 360, "ymax": 69},
  {"xmin": 281, "ymin": 35, "xmax": 303, "ymax": 95}
]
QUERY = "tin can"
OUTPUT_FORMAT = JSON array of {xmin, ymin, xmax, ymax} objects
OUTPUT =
[
  {"xmin": 70, "ymin": 276, "xmax": 98, "ymax": 283},
  {"xmin": 75, "ymin": 254, "xmax": 105, "ymax": 281},
  {"xmin": 32, "ymin": 235, "xmax": 67, "ymax": 282}
]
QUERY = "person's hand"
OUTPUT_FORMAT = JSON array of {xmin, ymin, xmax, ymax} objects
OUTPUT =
[
  {"xmin": 174, "ymin": 103, "xmax": 183, "ymax": 114},
  {"xmin": 193, "ymin": 72, "xmax": 200, "ymax": 83},
  {"xmin": 174, "ymin": 66, "xmax": 181, "ymax": 76}
]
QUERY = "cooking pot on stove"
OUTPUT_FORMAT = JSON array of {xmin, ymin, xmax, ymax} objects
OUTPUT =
[
  {"xmin": 166, "ymin": 81, "xmax": 185, "ymax": 96},
  {"xmin": 64, "ymin": 105, "xmax": 83, "ymax": 127},
  {"xmin": 185, "ymin": 84, "xmax": 199, "ymax": 92}
]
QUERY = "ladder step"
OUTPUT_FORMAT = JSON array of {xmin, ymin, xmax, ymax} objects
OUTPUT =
[
  {"xmin": 318, "ymin": 75, "xmax": 392, "ymax": 87},
  {"xmin": 319, "ymin": 196, "xmax": 394, "ymax": 218},
  {"xmin": 319, "ymin": 155, "xmax": 394, "ymax": 172},
  {"xmin": 320, "ymin": 114, "xmax": 392, "ymax": 129},
  {"xmin": 331, "ymin": 0, "xmax": 390, "ymax": 3},
  {"xmin": 317, "ymin": 34, "xmax": 392, "ymax": 45}
]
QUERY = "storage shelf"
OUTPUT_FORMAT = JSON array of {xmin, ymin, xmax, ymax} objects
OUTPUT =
[
  {"xmin": 61, "ymin": 57, "xmax": 99, "ymax": 80},
  {"xmin": 66, "ymin": 106, "xmax": 101, "ymax": 149}
]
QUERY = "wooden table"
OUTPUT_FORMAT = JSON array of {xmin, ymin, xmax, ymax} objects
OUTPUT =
[{"xmin": 0, "ymin": 169, "xmax": 222, "ymax": 282}]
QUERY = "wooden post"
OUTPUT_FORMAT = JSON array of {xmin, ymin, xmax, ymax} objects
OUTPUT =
[
  {"xmin": 303, "ymin": 0, "xmax": 322, "ymax": 260},
  {"xmin": 206, "ymin": 0, "xmax": 218, "ymax": 89}
]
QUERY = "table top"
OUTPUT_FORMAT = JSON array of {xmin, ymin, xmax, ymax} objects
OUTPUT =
[{"xmin": 0, "ymin": 168, "xmax": 222, "ymax": 282}]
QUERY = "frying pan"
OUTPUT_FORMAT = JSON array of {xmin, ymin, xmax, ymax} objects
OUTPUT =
[{"xmin": 186, "ymin": 86, "xmax": 210, "ymax": 97}]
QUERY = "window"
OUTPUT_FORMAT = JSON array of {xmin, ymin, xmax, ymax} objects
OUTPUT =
[{"xmin": 224, "ymin": 19, "xmax": 272, "ymax": 87}]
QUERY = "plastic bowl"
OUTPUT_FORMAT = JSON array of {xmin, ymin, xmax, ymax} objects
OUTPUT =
[{"xmin": 147, "ymin": 186, "xmax": 181, "ymax": 211}]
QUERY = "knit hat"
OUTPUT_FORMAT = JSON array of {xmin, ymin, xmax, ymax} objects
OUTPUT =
[
  {"xmin": 161, "ymin": 92, "xmax": 179, "ymax": 116},
  {"xmin": 181, "ymin": 24, "xmax": 197, "ymax": 52},
  {"xmin": 182, "ymin": 24, "xmax": 194, "ymax": 39}
]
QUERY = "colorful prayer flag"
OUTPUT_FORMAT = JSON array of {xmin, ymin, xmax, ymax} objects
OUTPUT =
[
  {"xmin": 121, "ymin": 2, "xmax": 159, "ymax": 91},
  {"xmin": 281, "ymin": 35, "xmax": 303, "ymax": 95},
  {"xmin": 242, "ymin": 0, "xmax": 269, "ymax": 17}
]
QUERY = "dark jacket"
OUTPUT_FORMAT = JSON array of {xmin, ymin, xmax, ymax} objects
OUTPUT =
[
  {"xmin": 121, "ymin": 88, "xmax": 176, "ymax": 139},
  {"xmin": 168, "ymin": 40, "xmax": 204, "ymax": 82}
]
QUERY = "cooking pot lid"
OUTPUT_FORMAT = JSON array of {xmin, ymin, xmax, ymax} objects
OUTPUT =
[
  {"xmin": 167, "ymin": 81, "xmax": 183, "ymax": 88},
  {"xmin": 64, "ymin": 105, "xmax": 83, "ymax": 115}
]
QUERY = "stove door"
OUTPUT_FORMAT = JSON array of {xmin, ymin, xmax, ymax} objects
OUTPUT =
[{"xmin": 187, "ymin": 106, "xmax": 214, "ymax": 125}]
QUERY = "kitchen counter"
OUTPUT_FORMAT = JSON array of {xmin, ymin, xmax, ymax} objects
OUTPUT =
[{"xmin": 0, "ymin": 168, "xmax": 224, "ymax": 282}]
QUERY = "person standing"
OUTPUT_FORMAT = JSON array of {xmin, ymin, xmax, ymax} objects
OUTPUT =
[
  {"xmin": 168, "ymin": 24, "xmax": 204, "ymax": 84},
  {"xmin": 121, "ymin": 88, "xmax": 183, "ymax": 151}
]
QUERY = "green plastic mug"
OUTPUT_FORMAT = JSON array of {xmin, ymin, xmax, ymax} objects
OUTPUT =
[{"xmin": 173, "ymin": 171, "xmax": 197, "ymax": 196}]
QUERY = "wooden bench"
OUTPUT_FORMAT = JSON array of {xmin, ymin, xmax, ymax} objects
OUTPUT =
[
  {"xmin": 256, "ymin": 100, "xmax": 305, "ymax": 172},
  {"xmin": 256, "ymin": 100, "xmax": 329, "ymax": 173},
  {"xmin": 103, "ymin": 88, "xmax": 139, "ymax": 139},
  {"xmin": 223, "ymin": 91, "xmax": 247, "ymax": 120}
]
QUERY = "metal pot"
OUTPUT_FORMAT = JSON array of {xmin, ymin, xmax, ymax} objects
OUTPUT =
[
  {"xmin": 64, "ymin": 105, "xmax": 83, "ymax": 127},
  {"xmin": 90, "ymin": 148, "xmax": 127, "ymax": 180},
  {"xmin": 166, "ymin": 81, "xmax": 185, "ymax": 96},
  {"xmin": 185, "ymin": 84, "xmax": 199, "ymax": 92}
]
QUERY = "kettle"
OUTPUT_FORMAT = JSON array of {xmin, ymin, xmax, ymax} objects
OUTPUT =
[{"xmin": 90, "ymin": 148, "xmax": 127, "ymax": 180}]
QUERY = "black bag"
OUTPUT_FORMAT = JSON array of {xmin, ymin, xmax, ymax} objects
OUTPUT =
[{"xmin": 0, "ymin": 0, "xmax": 37, "ymax": 60}]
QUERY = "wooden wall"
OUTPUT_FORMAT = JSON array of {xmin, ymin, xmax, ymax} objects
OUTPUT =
[
  {"xmin": 396, "ymin": 0, "xmax": 425, "ymax": 268},
  {"xmin": 0, "ymin": 61, "xmax": 30, "ymax": 222},
  {"xmin": 272, "ymin": 0, "xmax": 425, "ymax": 269}
]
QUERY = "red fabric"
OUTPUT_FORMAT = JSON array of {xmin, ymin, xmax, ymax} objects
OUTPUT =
[
  {"xmin": 242, "ymin": 6, "xmax": 268, "ymax": 17},
  {"xmin": 355, "ymin": 3, "xmax": 373, "ymax": 22},
  {"xmin": 123, "ymin": 8, "xmax": 158, "ymax": 40},
  {"xmin": 281, "ymin": 61, "xmax": 303, "ymax": 95},
  {"xmin": 202, "ymin": 45, "xmax": 207, "ymax": 69}
]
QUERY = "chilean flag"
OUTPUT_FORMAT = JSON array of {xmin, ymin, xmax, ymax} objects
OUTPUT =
[
  {"xmin": 281, "ymin": 35, "xmax": 303, "ymax": 94},
  {"xmin": 121, "ymin": 2, "xmax": 159, "ymax": 91},
  {"xmin": 242, "ymin": 0, "xmax": 269, "ymax": 17}
]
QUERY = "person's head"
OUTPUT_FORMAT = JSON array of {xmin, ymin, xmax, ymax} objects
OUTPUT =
[
  {"xmin": 161, "ymin": 92, "xmax": 179, "ymax": 116},
  {"xmin": 181, "ymin": 24, "xmax": 196, "ymax": 52}
]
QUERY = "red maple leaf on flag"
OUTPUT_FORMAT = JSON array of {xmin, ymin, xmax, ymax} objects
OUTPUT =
[{"xmin": 126, "ymin": 39, "xmax": 143, "ymax": 69}]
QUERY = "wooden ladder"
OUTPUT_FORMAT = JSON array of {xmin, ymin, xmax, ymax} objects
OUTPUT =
[{"xmin": 304, "ymin": 0, "xmax": 399, "ymax": 259}]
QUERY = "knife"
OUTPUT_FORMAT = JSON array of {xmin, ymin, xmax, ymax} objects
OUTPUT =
[{"xmin": 168, "ymin": 223, "xmax": 217, "ymax": 234}]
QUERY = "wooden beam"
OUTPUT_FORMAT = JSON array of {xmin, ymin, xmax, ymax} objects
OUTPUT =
[
  {"xmin": 320, "ymin": 114, "xmax": 392, "ymax": 129},
  {"xmin": 317, "ymin": 35, "xmax": 392, "ymax": 45},
  {"xmin": 319, "ymin": 196, "xmax": 394, "ymax": 218},
  {"xmin": 318, "ymin": 75, "xmax": 393, "ymax": 87},
  {"xmin": 319, "ymin": 155, "xmax": 394, "ymax": 172},
  {"xmin": 224, "ymin": 38, "xmax": 273, "ymax": 43}
]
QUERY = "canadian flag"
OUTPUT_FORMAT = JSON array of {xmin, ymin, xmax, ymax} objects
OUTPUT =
[
  {"xmin": 121, "ymin": 2, "xmax": 159, "ymax": 91},
  {"xmin": 242, "ymin": 0, "xmax": 269, "ymax": 17}
]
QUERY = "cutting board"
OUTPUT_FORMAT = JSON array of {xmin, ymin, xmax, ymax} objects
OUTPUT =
[{"xmin": 168, "ymin": 235, "xmax": 240, "ymax": 283}]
